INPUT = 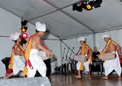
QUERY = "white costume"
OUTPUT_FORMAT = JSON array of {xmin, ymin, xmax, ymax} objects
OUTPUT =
[
  {"xmin": 10, "ymin": 32, "xmax": 25, "ymax": 75},
  {"xmin": 27, "ymin": 22, "xmax": 47, "ymax": 78},
  {"xmin": 102, "ymin": 34, "xmax": 121, "ymax": 76},
  {"xmin": 77, "ymin": 37, "xmax": 90, "ymax": 71},
  {"xmin": 13, "ymin": 55, "xmax": 25, "ymax": 75},
  {"xmin": 76, "ymin": 55, "xmax": 90, "ymax": 71},
  {"xmin": 27, "ymin": 49, "xmax": 47, "ymax": 77},
  {"xmin": 103, "ymin": 51, "xmax": 121, "ymax": 76}
]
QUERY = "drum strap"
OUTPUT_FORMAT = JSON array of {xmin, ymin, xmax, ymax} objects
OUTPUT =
[
  {"xmin": 15, "ymin": 44, "xmax": 25, "ymax": 54},
  {"xmin": 76, "ymin": 49, "xmax": 81, "ymax": 55},
  {"xmin": 40, "ymin": 38, "xmax": 48, "ymax": 50},
  {"xmin": 15, "ymin": 44, "xmax": 25, "ymax": 59},
  {"xmin": 31, "ymin": 38, "xmax": 48, "ymax": 50}
]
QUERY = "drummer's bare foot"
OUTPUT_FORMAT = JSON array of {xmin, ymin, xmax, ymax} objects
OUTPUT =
[
  {"xmin": 102, "ymin": 76, "xmax": 108, "ymax": 80},
  {"xmin": 3, "ymin": 77, "xmax": 8, "ymax": 79},
  {"xmin": 23, "ymin": 75, "xmax": 27, "ymax": 78},
  {"xmin": 88, "ymin": 76, "xmax": 91, "ymax": 80},
  {"xmin": 87, "ymin": 71, "xmax": 91, "ymax": 80},
  {"xmin": 75, "ymin": 76, "xmax": 81, "ymax": 79},
  {"xmin": 118, "ymin": 76, "xmax": 121, "ymax": 80}
]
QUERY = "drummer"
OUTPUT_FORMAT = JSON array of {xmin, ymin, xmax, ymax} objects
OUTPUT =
[
  {"xmin": 22, "ymin": 22, "xmax": 53, "ymax": 78},
  {"xmin": 75, "ymin": 37, "xmax": 92, "ymax": 79},
  {"xmin": 98, "ymin": 35, "xmax": 121, "ymax": 80}
]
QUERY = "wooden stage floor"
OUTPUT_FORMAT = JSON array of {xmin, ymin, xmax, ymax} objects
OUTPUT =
[{"xmin": 49, "ymin": 74, "xmax": 122, "ymax": 86}]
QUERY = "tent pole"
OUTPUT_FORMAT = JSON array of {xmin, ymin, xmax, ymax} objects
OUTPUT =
[
  {"xmin": 93, "ymin": 32, "xmax": 96, "ymax": 49},
  {"xmin": 60, "ymin": 40, "xmax": 63, "ymax": 64}
]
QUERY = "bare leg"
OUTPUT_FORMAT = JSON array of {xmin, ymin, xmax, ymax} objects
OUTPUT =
[
  {"xmin": 75, "ymin": 70, "xmax": 81, "ymax": 78},
  {"xmin": 87, "ymin": 71, "xmax": 91, "ymax": 80},
  {"xmin": 3, "ymin": 72, "xmax": 14, "ymax": 79},
  {"xmin": 118, "ymin": 75, "xmax": 121, "ymax": 80},
  {"xmin": 102, "ymin": 76, "xmax": 108, "ymax": 80}
]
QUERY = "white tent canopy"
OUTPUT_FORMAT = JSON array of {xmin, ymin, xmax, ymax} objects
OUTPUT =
[{"xmin": 0, "ymin": 0, "xmax": 122, "ymax": 38}]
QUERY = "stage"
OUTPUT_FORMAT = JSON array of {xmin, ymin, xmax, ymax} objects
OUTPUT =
[
  {"xmin": 49, "ymin": 74, "xmax": 122, "ymax": 86},
  {"xmin": 0, "ymin": 74, "xmax": 121, "ymax": 86}
]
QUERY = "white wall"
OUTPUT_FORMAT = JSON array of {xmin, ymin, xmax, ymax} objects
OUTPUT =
[
  {"xmin": 0, "ymin": 8, "xmax": 21, "ymax": 77},
  {"xmin": 0, "ymin": 8, "xmax": 60, "ymax": 76}
]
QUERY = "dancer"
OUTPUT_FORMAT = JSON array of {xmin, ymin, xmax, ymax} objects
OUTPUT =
[
  {"xmin": 75, "ymin": 37, "xmax": 92, "ymax": 79},
  {"xmin": 22, "ymin": 22, "xmax": 53, "ymax": 78},
  {"xmin": 98, "ymin": 35, "xmax": 121, "ymax": 80},
  {"xmin": 3, "ymin": 32, "xmax": 25, "ymax": 79}
]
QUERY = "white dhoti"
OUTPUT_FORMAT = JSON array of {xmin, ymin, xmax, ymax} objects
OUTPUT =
[
  {"xmin": 76, "ymin": 55, "xmax": 90, "ymax": 71},
  {"xmin": 103, "ymin": 51, "xmax": 121, "ymax": 76},
  {"xmin": 13, "ymin": 55, "xmax": 25, "ymax": 75},
  {"xmin": 27, "ymin": 49, "xmax": 47, "ymax": 78}
]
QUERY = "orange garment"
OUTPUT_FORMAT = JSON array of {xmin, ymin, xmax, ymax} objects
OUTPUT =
[
  {"xmin": 100, "ymin": 40, "xmax": 112, "ymax": 61},
  {"xmin": 80, "ymin": 43, "xmax": 92, "ymax": 70},
  {"xmin": 22, "ymin": 34, "xmax": 35, "ymax": 77},
  {"xmin": 101, "ymin": 40, "xmax": 112, "ymax": 54}
]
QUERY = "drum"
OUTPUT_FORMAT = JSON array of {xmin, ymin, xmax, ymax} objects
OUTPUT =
[
  {"xmin": 99, "ymin": 53, "xmax": 116, "ymax": 60},
  {"xmin": 38, "ymin": 51, "xmax": 53, "ymax": 60},
  {"xmin": 74, "ymin": 55, "xmax": 88, "ymax": 62}
]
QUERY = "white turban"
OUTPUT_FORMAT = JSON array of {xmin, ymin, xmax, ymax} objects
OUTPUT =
[
  {"xmin": 78, "ymin": 37, "xmax": 86, "ymax": 42},
  {"xmin": 10, "ymin": 32, "xmax": 20, "ymax": 41},
  {"xmin": 35, "ymin": 22, "xmax": 46, "ymax": 32},
  {"xmin": 102, "ymin": 34, "xmax": 110, "ymax": 39}
]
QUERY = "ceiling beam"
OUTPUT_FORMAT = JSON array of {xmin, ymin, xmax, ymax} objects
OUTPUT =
[
  {"xmin": 27, "ymin": 0, "xmax": 61, "ymax": 38},
  {"xmin": 41, "ymin": 17, "xmax": 61, "ymax": 38},
  {"xmin": 42, "ymin": 0, "xmax": 95, "ymax": 32},
  {"xmin": 28, "ymin": 0, "xmax": 87, "ymax": 21}
]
